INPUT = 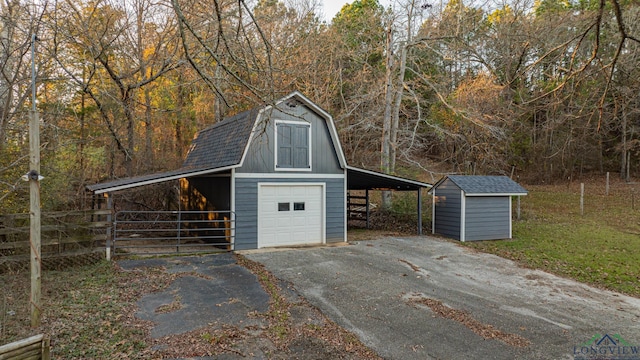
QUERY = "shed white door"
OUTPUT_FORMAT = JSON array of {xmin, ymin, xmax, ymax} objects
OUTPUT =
[{"xmin": 258, "ymin": 184, "xmax": 324, "ymax": 248}]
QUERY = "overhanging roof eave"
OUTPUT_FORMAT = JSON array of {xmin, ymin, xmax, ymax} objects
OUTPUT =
[
  {"xmin": 87, "ymin": 165, "xmax": 237, "ymax": 194},
  {"xmin": 346, "ymin": 166, "xmax": 432, "ymax": 191}
]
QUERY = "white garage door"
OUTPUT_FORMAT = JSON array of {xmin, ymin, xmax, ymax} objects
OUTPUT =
[{"xmin": 258, "ymin": 184, "xmax": 324, "ymax": 248}]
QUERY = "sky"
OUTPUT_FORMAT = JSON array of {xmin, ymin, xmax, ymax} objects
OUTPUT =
[
  {"xmin": 321, "ymin": 0, "xmax": 392, "ymax": 22},
  {"xmin": 321, "ymin": 0, "xmax": 351, "ymax": 21}
]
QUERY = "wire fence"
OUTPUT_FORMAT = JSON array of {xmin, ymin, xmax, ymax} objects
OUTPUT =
[{"xmin": 0, "ymin": 209, "xmax": 110, "ymax": 273}]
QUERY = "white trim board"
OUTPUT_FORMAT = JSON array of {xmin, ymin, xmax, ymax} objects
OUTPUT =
[{"xmin": 235, "ymin": 173, "xmax": 345, "ymax": 179}]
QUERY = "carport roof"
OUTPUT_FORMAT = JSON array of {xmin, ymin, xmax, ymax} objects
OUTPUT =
[
  {"xmin": 86, "ymin": 166, "xmax": 234, "ymax": 194},
  {"xmin": 346, "ymin": 166, "xmax": 431, "ymax": 191}
]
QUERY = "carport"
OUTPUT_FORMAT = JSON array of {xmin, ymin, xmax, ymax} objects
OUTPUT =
[{"xmin": 346, "ymin": 166, "xmax": 431, "ymax": 235}]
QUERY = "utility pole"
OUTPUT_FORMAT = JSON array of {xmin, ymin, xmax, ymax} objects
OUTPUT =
[{"xmin": 29, "ymin": 33, "xmax": 42, "ymax": 327}]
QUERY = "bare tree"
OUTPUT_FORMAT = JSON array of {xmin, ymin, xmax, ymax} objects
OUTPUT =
[{"xmin": 52, "ymin": 0, "xmax": 182, "ymax": 177}]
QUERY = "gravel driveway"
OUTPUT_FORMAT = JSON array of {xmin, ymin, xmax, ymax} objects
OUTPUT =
[{"xmin": 244, "ymin": 236, "xmax": 640, "ymax": 360}]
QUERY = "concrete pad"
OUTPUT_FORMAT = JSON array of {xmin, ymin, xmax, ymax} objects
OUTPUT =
[{"xmin": 245, "ymin": 236, "xmax": 640, "ymax": 360}]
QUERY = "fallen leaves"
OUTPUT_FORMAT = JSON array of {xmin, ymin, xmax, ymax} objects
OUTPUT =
[{"xmin": 406, "ymin": 294, "xmax": 531, "ymax": 348}]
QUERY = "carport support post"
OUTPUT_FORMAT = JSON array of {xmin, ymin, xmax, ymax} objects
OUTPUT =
[
  {"xmin": 366, "ymin": 189, "xmax": 370, "ymax": 229},
  {"xmin": 417, "ymin": 188, "xmax": 422, "ymax": 235}
]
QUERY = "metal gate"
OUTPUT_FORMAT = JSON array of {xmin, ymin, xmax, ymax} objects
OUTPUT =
[{"xmin": 112, "ymin": 210, "xmax": 234, "ymax": 256}]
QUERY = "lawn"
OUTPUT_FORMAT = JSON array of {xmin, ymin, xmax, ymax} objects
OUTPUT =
[{"xmin": 464, "ymin": 177, "xmax": 640, "ymax": 297}]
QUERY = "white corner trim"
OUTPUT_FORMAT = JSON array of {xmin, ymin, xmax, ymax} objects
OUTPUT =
[
  {"xmin": 509, "ymin": 195, "xmax": 513, "ymax": 239},
  {"xmin": 460, "ymin": 189, "xmax": 466, "ymax": 242},
  {"xmin": 431, "ymin": 188, "xmax": 436, "ymax": 235}
]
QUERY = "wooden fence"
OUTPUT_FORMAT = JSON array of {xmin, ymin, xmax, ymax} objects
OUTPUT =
[
  {"xmin": 0, "ymin": 209, "xmax": 111, "ymax": 271},
  {"xmin": 0, "ymin": 334, "xmax": 50, "ymax": 360}
]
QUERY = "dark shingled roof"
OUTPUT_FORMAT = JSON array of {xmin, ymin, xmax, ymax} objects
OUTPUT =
[
  {"xmin": 439, "ymin": 175, "xmax": 527, "ymax": 195},
  {"xmin": 182, "ymin": 108, "xmax": 259, "ymax": 169},
  {"xmin": 86, "ymin": 109, "xmax": 258, "ymax": 194}
]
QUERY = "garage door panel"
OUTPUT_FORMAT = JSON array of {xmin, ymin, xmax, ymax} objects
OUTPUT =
[{"xmin": 258, "ymin": 184, "xmax": 324, "ymax": 248}]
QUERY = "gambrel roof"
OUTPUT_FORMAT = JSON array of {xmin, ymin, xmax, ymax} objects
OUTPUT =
[
  {"xmin": 430, "ymin": 175, "xmax": 527, "ymax": 196},
  {"xmin": 87, "ymin": 91, "xmax": 430, "ymax": 194},
  {"xmin": 182, "ymin": 108, "xmax": 259, "ymax": 170}
]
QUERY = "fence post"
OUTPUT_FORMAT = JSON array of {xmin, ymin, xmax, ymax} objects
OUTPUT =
[
  {"xmin": 106, "ymin": 193, "xmax": 112, "ymax": 261},
  {"xmin": 580, "ymin": 183, "xmax": 584, "ymax": 216},
  {"xmin": 417, "ymin": 188, "xmax": 422, "ymax": 235},
  {"xmin": 176, "ymin": 210, "xmax": 181, "ymax": 253}
]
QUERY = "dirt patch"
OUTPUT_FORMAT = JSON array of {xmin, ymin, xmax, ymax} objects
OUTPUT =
[{"xmin": 406, "ymin": 293, "xmax": 530, "ymax": 348}]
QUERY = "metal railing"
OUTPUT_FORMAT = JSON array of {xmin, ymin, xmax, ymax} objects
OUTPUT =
[{"xmin": 113, "ymin": 210, "xmax": 234, "ymax": 255}]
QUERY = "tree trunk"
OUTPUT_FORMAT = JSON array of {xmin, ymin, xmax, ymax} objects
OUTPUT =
[
  {"xmin": 175, "ymin": 76, "xmax": 185, "ymax": 160},
  {"xmin": 0, "ymin": 0, "xmax": 18, "ymax": 152},
  {"xmin": 124, "ymin": 92, "xmax": 135, "ymax": 177},
  {"xmin": 390, "ymin": 39, "xmax": 409, "ymax": 177},
  {"xmin": 215, "ymin": 63, "xmax": 224, "ymax": 123},
  {"xmin": 621, "ymin": 110, "xmax": 627, "ymax": 179},
  {"xmin": 381, "ymin": 25, "xmax": 394, "ymax": 209},
  {"xmin": 144, "ymin": 86, "xmax": 153, "ymax": 167}
]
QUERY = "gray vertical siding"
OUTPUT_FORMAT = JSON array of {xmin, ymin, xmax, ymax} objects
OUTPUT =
[
  {"xmin": 433, "ymin": 178, "xmax": 462, "ymax": 240},
  {"xmin": 238, "ymin": 106, "xmax": 343, "ymax": 175},
  {"xmin": 234, "ymin": 177, "xmax": 345, "ymax": 250},
  {"xmin": 464, "ymin": 196, "xmax": 511, "ymax": 241}
]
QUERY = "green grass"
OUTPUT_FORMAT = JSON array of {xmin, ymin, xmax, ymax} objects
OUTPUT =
[{"xmin": 465, "ymin": 181, "xmax": 640, "ymax": 297}]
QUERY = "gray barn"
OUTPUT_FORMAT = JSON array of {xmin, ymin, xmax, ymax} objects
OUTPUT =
[
  {"xmin": 88, "ymin": 92, "xmax": 430, "ymax": 251},
  {"xmin": 429, "ymin": 175, "xmax": 527, "ymax": 241}
]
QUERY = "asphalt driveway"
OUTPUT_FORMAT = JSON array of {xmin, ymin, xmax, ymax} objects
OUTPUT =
[
  {"xmin": 244, "ymin": 236, "xmax": 640, "ymax": 360},
  {"xmin": 118, "ymin": 254, "xmax": 270, "ymax": 339}
]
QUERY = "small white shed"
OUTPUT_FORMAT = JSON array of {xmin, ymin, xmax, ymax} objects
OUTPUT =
[{"xmin": 429, "ymin": 175, "xmax": 527, "ymax": 241}]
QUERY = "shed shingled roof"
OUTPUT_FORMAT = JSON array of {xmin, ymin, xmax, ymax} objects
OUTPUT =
[{"xmin": 434, "ymin": 175, "xmax": 527, "ymax": 195}]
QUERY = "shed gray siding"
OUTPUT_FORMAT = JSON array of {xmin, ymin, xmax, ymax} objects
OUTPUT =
[
  {"xmin": 238, "ymin": 106, "xmax": 342, "ymax": 175},
  {"xmin": 464, "ymin": 196, "xmax": 511, "ymax": 241},
  {"xmin": 234, "ymin": 177, "xmax": 345, "ymax": 250},
  {"xmin": 433, "ymin": 178, "xmax": 462, "ymax": 240}
]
